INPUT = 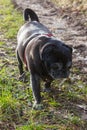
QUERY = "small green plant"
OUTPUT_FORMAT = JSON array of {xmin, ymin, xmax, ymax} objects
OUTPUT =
[
  {"xmin": 16, "ymin": 124, "xmax": 44, "ymax": 130},
  {"xmin": 49, "ymin": 98, "xmax": 61, "ymax": 107},
  {"xmin": 0, "ymin": 41, "xmax": 5, "ymax": 46}
]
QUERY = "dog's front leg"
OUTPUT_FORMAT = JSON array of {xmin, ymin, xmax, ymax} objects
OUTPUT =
[{"xmin": 30, "ymin": 73, "xmax": 43, "ymax": 110}]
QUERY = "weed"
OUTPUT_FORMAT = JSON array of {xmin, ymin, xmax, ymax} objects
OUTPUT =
[
  {"xmin": 0, "ymin": 41, "xmax": 5, "ymax": 46},
  {"xmin": 49, "ymin": 98, "xmax": 61, "ymax": 107},
  {"xmin": 16, "ymin": 124, "xmax": 44, "ymax": 130}
]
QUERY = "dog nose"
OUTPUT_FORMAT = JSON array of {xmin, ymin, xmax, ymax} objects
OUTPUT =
[{"xmin": 61, "ymin": 69, "xmax": 70, "ymax": 78}]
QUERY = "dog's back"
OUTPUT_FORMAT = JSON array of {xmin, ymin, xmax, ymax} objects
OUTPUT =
[{"xmin": 17, "ymin": 9, "xmax": 51, "ymax": 44}]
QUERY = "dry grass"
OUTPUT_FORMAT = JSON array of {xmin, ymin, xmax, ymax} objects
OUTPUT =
[{"xmin": 51, "ymin": 0, "xmax": 87, "ymax": 12}]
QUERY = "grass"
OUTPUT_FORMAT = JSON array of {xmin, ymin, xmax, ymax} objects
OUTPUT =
[
  {"xmin": 0, "ymin": 0, "xmax": 87, "ymax": 129},
  {"xmin": 0, "ymin": 0, "xmax": 23, "ymax": 39}
]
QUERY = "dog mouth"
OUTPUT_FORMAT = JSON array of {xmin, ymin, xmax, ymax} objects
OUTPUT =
[
  {"xmin": 49, "ymin": 70, "xmax": 70, "ymax": 79},
  {"xmin": 45, "ymin": 61, "xmax": 72, "ymax": 79}
]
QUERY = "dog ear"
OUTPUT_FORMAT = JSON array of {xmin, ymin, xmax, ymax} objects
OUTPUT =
[
  {"xmin": 63, "ymin": 44, "xmax": 72, "ymax": 53},
  {"xmin": 40, "ymin": 44, "xmax": 57, "ymax": 61},
  {"xmin": 68, "ymin": 46, "xmax": 72, "ymax": 53}
]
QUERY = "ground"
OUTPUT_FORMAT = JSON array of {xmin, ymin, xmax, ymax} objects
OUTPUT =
[{"xmin": 0, "ymin": 0, "xmax": 87, "ymax": 129}]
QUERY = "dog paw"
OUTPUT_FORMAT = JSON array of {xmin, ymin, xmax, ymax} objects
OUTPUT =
[
  {"xmin": 19, "ymin": 72, "xmax": 28, "ymax": 82},
  {"xmin": 33, "ymin": 102, "xmax": 44, "ymax": 110}
]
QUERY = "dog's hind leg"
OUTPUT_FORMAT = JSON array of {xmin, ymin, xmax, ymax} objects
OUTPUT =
[
  {"xmin": 16, "ymin": 50, "xmax": 23, "ymax": 75},
  {"xmin": 16, "ymin": 50, "xmax": 26, "ymax": 82}
]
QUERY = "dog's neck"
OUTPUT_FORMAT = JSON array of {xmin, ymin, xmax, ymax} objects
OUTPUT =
[
  {"xmin": 23, "ymin": 33, "xmax": 53, "ymax": 68},
  {"xmin": 42, "ymin": 33, "xmax": 53, "ymax": 37}
]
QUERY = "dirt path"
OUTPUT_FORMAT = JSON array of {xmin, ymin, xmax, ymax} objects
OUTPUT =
[{"xmin": 14, "ymin": 0, "xmax": 87, "ymax": 80}]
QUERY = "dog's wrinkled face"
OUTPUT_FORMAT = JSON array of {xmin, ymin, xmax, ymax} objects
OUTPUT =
[
  {"xmin": 49, "ymin": 61, "xmax": 72, "ymax": 79},
  {"xmin": 41, "ymin": 42, "xmax": 72, "ymax": 79}
]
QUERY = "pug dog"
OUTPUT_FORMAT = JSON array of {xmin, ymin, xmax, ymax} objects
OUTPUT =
[{"xmin": 16, "ymin": 8, "xmax": 72, "ymax": 109}]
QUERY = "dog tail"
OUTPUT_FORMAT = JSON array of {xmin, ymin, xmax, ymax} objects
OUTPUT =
[{"xmin": 24, "ymin": 8, "xmax": 39, "ymax": 22}]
